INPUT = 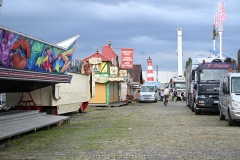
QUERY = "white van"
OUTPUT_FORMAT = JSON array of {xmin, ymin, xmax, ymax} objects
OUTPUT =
[
  {"xmin": 219, "ymin": 73, "xmax": 240, "ymax": 126},
  {"xmin": 139, "ymin": 84, "xmax": 158, "ymax": 103}
]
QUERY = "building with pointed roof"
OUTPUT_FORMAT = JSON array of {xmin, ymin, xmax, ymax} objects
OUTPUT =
[{"xmin": 82, "ymin": 43, "xmax": 124, "ymax": 106}]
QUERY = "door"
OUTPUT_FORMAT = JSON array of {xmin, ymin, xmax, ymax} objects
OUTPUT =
[{"xmin": 221, "ymin": 76, "xmax": 229, "ymax": 115}]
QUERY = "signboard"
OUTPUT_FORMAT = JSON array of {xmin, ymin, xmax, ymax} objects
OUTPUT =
[
  {"xmin": 110, "ymin": 67, "xmax": 118, "ymax": 75},
  {"xmin": 121, "ymin": 49, "xmax": 134, "ymax": 68},
  {"xmin": 214, "ymin": 1, "xmax": 226, "ymax": 27},
  {"xmin": 119, "ymin": 70, "xmax": 127, "ymax": 77},
  {"xmin": 95, "ymin": 74, "xmax": 108, "ymax": 83},
  {"xmin": 89, "ymin": 58, "xmax": 102, "ymax": 64},
  {"xmin": 108, "ymin": 77, "xmax": 124, "ymax": 82},
  {"xmin": 200, "ymin": 63, "xmax": 235, "ymax": 69}
]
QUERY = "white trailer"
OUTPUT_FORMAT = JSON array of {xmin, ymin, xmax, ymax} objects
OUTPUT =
[{"xmin": 6, "ymin": 70, "xmax": 95, "ymax": 115}]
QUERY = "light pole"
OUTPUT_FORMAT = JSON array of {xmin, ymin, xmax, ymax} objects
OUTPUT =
[{"xmin": 164, "ymin": 61, "xmax": 171, "ymax": 84}]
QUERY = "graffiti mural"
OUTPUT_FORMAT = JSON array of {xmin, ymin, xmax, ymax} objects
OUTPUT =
[{"xmin": 0, "ymin": 29, "xmax": 76, "ymax": 74}]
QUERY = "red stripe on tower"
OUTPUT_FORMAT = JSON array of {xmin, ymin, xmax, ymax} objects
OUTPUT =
[{"xmin": 147, "ymin": 57, "xmax": 154, "ymax": 81}]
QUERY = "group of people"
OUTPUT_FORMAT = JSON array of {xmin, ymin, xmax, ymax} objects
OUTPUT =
[{"xmin": 159, "ymin": 87, "xmax": 185, "ymax": 103}]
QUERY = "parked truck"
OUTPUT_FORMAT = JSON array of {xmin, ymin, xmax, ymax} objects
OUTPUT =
[
  {"xmin": 185, "ymin": 58, "xmax": 237, "ymax": 115},
  {"xmin": 170, "ymin": 76, "xmax": 186, "ymax": 100},
  {"xmin": 185, "ymin": 58, "xmax": 216, "ymax": 107}
]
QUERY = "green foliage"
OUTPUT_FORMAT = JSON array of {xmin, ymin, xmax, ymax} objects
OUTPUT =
[
  {"xmin": 224, "ymin": 57, "xmax": 236, "ymax": 63},
  {"xmin": 185, "ymin": 57, "xmax": 192, "ymax": 69}
]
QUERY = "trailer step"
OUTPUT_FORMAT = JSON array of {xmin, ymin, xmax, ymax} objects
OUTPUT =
[{"xmin": 0, "ymin": 110, "xmax": 69, "ymax": 141}]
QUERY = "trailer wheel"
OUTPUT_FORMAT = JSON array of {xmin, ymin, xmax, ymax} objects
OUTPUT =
[
  {"xmin": 228, "ymin": 110, "xmax": 235, "ymax": 126},
  {"xmin": 79, "ymin": 108, "xmax": 83, "ymax": 114}
]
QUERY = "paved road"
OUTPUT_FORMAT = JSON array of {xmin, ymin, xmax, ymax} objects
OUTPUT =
[{"xmin": 1, "ymin": 100, "xmax": 240, "ymax": 159}]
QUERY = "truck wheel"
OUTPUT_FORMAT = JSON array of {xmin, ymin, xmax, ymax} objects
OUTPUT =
[
  {"xmin": 228, "ymin": 110, "xmax": 235, "ymax": 126},
  {"xmin": 194, "ymin": 103, "xmax": 201, "ymax": 115},
  {"xmin": 219, "ymin": 108, "xmax": 225, "ymax": 120},
  {"xmin": 191, "ymin": 101, "xmax": 194, "ymax": 112}
]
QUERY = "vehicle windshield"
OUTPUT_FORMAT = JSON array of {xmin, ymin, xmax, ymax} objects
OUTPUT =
[
  {"xmin": 140, "ymin": 86, "xmax": 155, "ymax": 92},
  {"xmin": 174, "ymin": 82, "xmax": 185, "ymax": 89},
  {"xmin": 200, "ymin": 69, "xmax": 232, "ymax": 81},
  {"xmin": 231, "ymin": 77, "xmax": 240, "ymax": 93}
]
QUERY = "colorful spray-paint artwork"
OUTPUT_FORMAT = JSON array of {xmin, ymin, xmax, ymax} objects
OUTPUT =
[{"xmin": 0, "ymin": 29, "xmax": 76, "ymax": 74}]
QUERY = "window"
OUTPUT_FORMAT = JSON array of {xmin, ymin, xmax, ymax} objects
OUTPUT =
[
  {"xmin": 231, "ymin": 77, "xmax": 240, "ymax": 93},
  {"xmin": 93, "ymin": 64, "xmax": 99, "ymax": 71}
]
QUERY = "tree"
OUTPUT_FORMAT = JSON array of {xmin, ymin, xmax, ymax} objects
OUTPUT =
[{"xmin": 185, "ymin": 57, "xmax": 192, "ymax": 69}]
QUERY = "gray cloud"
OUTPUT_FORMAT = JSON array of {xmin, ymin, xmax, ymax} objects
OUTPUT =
[{"xmin": 0, "ymin": 0, "xmax": 239, "ymax": 71}]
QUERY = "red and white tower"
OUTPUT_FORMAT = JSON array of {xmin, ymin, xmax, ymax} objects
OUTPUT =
[{"xmin": 147, "ymin": 57, "xmax": 154, "ymax": 81}]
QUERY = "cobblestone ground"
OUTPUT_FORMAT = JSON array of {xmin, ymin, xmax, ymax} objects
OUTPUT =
[{"xmin": 1, "ymin": 100, "xmax": 240, "ymax": 160}]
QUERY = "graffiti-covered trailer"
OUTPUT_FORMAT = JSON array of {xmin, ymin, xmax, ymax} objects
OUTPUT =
[{"xmin": 0, "ymin": 25, "xmax": 82, "ymax": 140}]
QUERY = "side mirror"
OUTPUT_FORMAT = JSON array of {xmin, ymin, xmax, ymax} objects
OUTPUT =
[
  {"xmin": 223, "ymin": 86, "xmax": 229, "ymax": 94},
  {"xmin": 192, "ymin": 70, "xmax": 195, "ymax": 80},
  {"xmin": 222, "ymin": 86, "xmax": 226, "ymax": 94}
]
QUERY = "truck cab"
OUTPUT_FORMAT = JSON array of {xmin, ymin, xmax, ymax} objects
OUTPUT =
[
  {"xmin": 171, "ymin": 76, "xmax": 186, "ymax": 100},
  {"xmin": 219, "ymin": 73, "xmax": 240, "ymax": 126},
  {"xmin": 139, "ymin": 84, "xmax": 158, "ymax": 103}
]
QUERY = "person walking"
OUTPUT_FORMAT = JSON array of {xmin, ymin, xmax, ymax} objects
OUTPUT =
[
  {"xmin": 173, "ymin": 89, "xmax": 178, "ymax": 102},
  {"xmin": 180, "ymin": 90, "xmax": 185, "ymax": 102},
  {"xmin": 160, "ymin": 89, "xmax": 164, "ymax": 101},
  {"xmin": 163, "ymin": 86, "xmax": 170, "ymax": 105}
]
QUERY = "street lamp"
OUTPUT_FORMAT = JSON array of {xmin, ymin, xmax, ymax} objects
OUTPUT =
[{"xmin": 164, "ymin": 61, "xmax": 171, "ymax": 84}]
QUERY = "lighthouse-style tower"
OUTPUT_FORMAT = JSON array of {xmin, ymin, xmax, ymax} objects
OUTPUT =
[{"xmin": 147, "ymin": 57, "xmax": 154, "ymax": 81}]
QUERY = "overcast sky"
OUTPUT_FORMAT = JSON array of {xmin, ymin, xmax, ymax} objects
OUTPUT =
[{"xmin": 0, "ymin": 0, "xmax": 239, "ymax": 72}]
